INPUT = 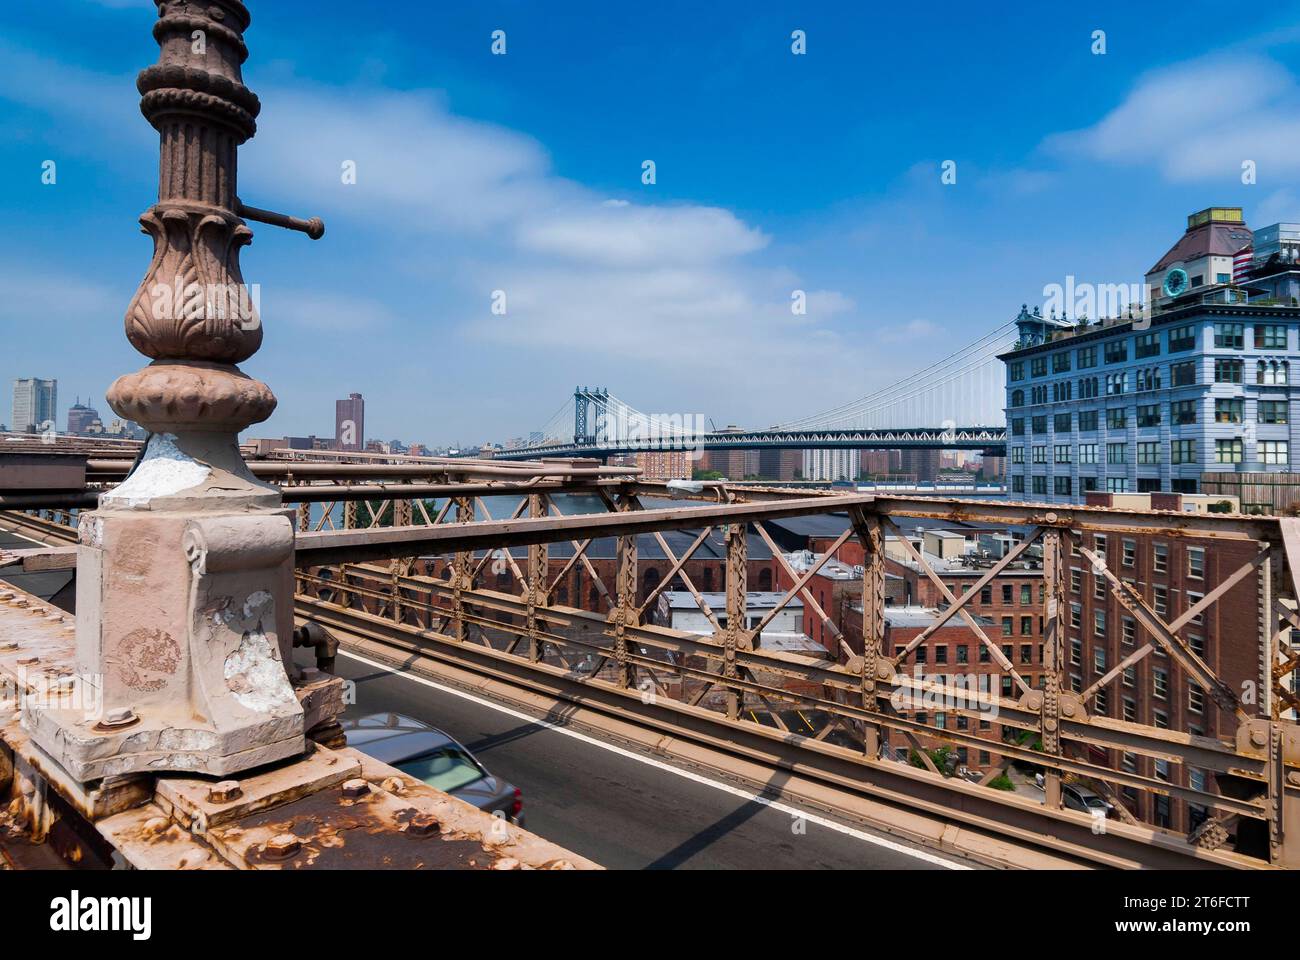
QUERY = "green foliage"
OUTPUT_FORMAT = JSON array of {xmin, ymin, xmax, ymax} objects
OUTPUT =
[
  {"xmin": 909, "ymin": 745, "xmax": 954, "ymax": 775},
  {"xmin": 987, "ymin": 773, "xmax": 1014, "ymax": 791},
  {"xmin": 692, "ymin": 468, "xmax": 724, "ymax": 481}
]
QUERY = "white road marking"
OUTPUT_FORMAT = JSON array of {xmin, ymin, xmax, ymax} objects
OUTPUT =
[{"xmin": 340, "ymin": 648, "xmax": 970, "ymax": 870}]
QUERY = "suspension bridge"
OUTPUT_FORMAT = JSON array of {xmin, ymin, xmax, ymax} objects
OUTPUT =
[{"xmin": 492, "ymin": 322, "xmax": 1015, "ymax": 460}]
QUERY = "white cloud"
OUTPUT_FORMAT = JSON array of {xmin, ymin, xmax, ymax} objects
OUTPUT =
[
  {"xmin": 1045, "ymin": 55, "xmax": 1300, "ymax": 182},
  {"xmin": 0, "ymin": 43, "xmax": 870, "ymax": 434},
  {"xmin": 516, "ymin": 204, "xmax": 767, "ymax": 267}
]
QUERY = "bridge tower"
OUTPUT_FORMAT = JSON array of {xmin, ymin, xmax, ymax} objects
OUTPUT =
[{"xmin": 574, "ymin": 386, "xmax": 609, "ymax": 446}]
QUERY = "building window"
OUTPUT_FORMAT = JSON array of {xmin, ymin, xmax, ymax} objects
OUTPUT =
[
  {"xmin": 1053, "ymin": 351, "xmax": 1072, "ymax": 373},
  {"xmin": 1137, "ymin": 403, "xmax": 1160, "ymax": 427},
  {"xmin": 1053, "ymin": 444, "xmax": 1072, "ymax": 463},
  {"xmin": 1134, "ymin": 366, "xmax": 1161, "ymax": 391},
  {"xmin": 1106, "ymin": 407, "xmax": 1126, "ymax": 429},
  {"xmin": 1001, "ymin": 616, "xmax": 1013, "ymax": 636},
  {"xmin": 1261, "ymin": 440, "xmax": 1289, "ymax": 465},
  {"xmin": 1012, "ymin": 446, "xmax": 1025, "ymax": 464},
  {"xmin": 1171, "ymin": 360, "xmax": 1197, "ymax": 386},
  {"xmin": 1255, "ymin": 323, "xmax": 1288, "ymax": 349},
  {"xmin": 1189, "ymin": 684, "xmax": 1204, "ymax": 714},
  {"xmin": 1011, "ymin": 475, "xmax": 1024, "ymax": 493},
  {"xmin": 1078, "ymin": 377, "xmax": 1099, "ymax": 399},
  {"xmin": 1054, "ymin": 412, "xmax": 1072, "ymax": 432},
  {"xmin": 1123, "ymin": 668, "xmax": 1135, "ymax": 689},
  {"xmin": 1079, "ymin": 410, "xmax": 1099, "ymax": 431},
  {"xmin": 1106, "ymin": 442, "xmax": 1126, "ymax": 464},
  {"xmin": 1054, "ymin": 476, "xmax": 1072, "ymax": 496},
  {"xmin": 1105, "ymin": 372, "xmax": 1127, "ymax": 395},
  {"xmin": 1121, "ymin": 617, "xmax": 1135, "ymax": 645},
  {"xmin": 1052, "ymin": 381, "xmax": 1073, "ymax": 402},
  {"xmin": 1214, "ymin": 359, "xmax": 1243, "ymax": 383},
  {"xmin": 1011, "ymin": 390, "xmax": 1025, "ymax": 408},
  {"xmin": 1263, "ymin": 356, "xmax": 1294, "ymax": 382},
  {"xmin": 1187, "ymin": 547, "xmax": 1205, "ymax": 579},
  {"xmin": 1094, "ymin": 610, "xmax": 1107, "ymax": 637},
  {"xmin": 1215, "ymin": 438, "xmax": 1244, "ymax": 464},
  {"xmin": 1077, "ymin": 345, "xmax": 1098, "ymax": 368},
  {"xmin": 1215, "ymin": 398, "xmax": 1243, "ymax": 423},
  {"xmin": 1260, "ymin": 400, "xmax": 1288, "ymax": 424},
  {"xmin": 1135, "ymin": 332, "xmax": 1160, "ymax": 358},
  {"xmin": 1032, "ymin": 415, "xmax": 1047, "ymax": 432},
  {"xmin": 1032, "ymin": 445, "xmax": 1047, "ymax": 463},
  {"xmin": 1168, "ymin": 325, "xmax": 1196, "ymax": 352},
  {"xmin": 1153, "ymin": 668, "xmax": 1168, "ymax": 700},
  {"xmin": 956, "ymin": 645, "xmax": 969, "ymax": 664},
  {"xmin": 1078, "ymin": 443, "xmax": 1099, "ymax": 464},
  {"xmin": 1106, "ymin": 477, "xmax": 1127, "ymax": 493},
  {"xmin": 1172, "ymin": 439, "xmax": 1197, "ymax": 464},
  {"xmin": 1153, "ymin": 543, "xmax": 1167, "ymax": 573},
  {"xmin": 934, "ymin": 645, "xmax": 948, "ymax": 664},
  {"xmin": 1104, "ymin": 340, "xmax": 1128, "ymax": 364},
  {"xmin": 1214, "ymin": 322, "xmax": 1244, "ymax": 349},
  {"xmin": 1137, "ymin": 442, "xmax": 1160, "ymax": 464},
  {"xmin": 1020, "ymin": 641, "xmax": 1032, "ymax": 661},
  {"xmin": 1154, "ymin": 758, "xmax": 1170, "ymax": 782},
  {"xmin": 1094, "ymin": 647, "xmax": 1106, "ymax": 673},
  {"xmin": 1171, "ymin": 399, "xmax": 1196, "ymax": 425},
  {"xmin": 1032, "ymin": 476, "xmax": 1047, "ymax": 495},
  {"xmin": 1031, "ymin": 356, "xmax": 1048, "ymax": 377},
  {"xmin": 1009, "ymin": 361, "xmax": 1025, "ymax": 381},
  {"xmin": 1153, "ymin": 584, "xmax": 1168, "ymax": 616},
  {"xmin": 1121, "ymin": 539, "xmax": 1136, "ymax": 566},
  {"xmin": 1070, "ymin": 602, "xmax": 1082, "ymax": 628}
]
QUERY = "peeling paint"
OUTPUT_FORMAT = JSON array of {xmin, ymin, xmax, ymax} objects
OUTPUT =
[
  {"xmin": 102, "ymin": 434, "xmax": 210, "ymax": 509},
  {"xmin": 224, "ymin": 627, "xmax": 296, "ymax": 713}
]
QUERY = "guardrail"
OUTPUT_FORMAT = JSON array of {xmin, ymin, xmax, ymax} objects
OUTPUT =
[{"xmin": 5, "ymin": 481, "xmax": 1299, "ymax": 868}]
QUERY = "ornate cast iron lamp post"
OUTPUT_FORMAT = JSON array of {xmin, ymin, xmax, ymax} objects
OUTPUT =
[{"xmin": 25, "ymin": 0, "xmax": 324, "ymax": 779}]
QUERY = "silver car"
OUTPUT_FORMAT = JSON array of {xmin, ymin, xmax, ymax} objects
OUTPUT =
[{"xmin": 342, "ymin": 712, "xmax": 524, "ymax": 826}]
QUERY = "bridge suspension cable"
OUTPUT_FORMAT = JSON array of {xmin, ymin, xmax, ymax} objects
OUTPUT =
[{"xmin": 769, "ymin": 321, "xmax": 1016, "ymax": 431}]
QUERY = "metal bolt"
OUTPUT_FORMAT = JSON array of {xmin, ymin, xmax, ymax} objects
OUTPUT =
[
  {"xmin": 342, "ymin": 778, "xmax": 370, "ymax": 799},
  {"xmin": 208, "ymin": 780, "xmax": 243, "ymax": 804},
  {"xmin": 1288, "ymin": 771, "xmax": 1300, "ymax": 787},
  {"xmin": 381, "ymin": 776, "xmax": 406, "ymax": 794},
  {"xmin": 103, "ymin": 706, "xmax": 137, "ymax": 727},
  {"xmin": 262, "ymin": 833, "xmax": 302, "ymax": 861},
  {"xmin": 407, "ymin": 812, "xmax": 440, "ymax": 837},
  {"xmin": 1251, "ymin": 728, "xmax": 1268, "ymax": 748},
  {"xmin": 547, "ymin": 859, "xmax": 576, "ymax": 870}
]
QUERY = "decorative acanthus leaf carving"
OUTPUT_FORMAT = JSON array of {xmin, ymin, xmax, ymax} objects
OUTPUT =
[{"xmin": 125, "ymin": 204, "xmax": 262, "ymax": 364}]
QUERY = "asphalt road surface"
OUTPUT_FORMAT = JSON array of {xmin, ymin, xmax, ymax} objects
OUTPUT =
[{"xmin": 309, "ymin": 648, "xmax": 967, "ymax": 870}]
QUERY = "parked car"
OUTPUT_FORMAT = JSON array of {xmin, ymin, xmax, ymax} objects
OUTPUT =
[{"xmin": 341, "ymin": 712, "xmax": 524, "ymax": 825}]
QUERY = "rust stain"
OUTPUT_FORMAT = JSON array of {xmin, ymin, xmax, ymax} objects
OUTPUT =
[{"xmin": 116, "ymin": 627, "xmax": 181, "ymax": 692}]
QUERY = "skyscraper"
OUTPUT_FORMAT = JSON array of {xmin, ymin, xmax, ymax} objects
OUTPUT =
[
  {"xmin": 66, "ymin": 397, "xmax": 99, "ymax": 435},
  {"xmin": 11, "ymin": 378, "xmax": 57, "ymax": 434},
  {"xmin": 335, "ymin": 392, "xmax": 365, "ymax": 452}
]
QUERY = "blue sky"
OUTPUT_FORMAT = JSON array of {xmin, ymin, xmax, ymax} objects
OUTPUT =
[{"xmin": 5, "ymin": 0, "xmax": 1300, "ymax": 445}]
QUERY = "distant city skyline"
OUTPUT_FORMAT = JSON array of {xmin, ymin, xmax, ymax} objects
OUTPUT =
[{"xmin": 7, "ymin": 3, "xmax": 1300, "ymax": 443}]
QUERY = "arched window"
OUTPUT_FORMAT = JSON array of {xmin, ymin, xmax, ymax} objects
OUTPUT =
[
  {"xmin": 1011, "ymin": 389, "xmax": 1024, "ymax": 407},
  {"xmin": 757, "ymin": 568, "xmax": 773, "ymax": 591}
]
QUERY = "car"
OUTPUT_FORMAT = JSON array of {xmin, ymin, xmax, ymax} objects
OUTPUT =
[
  {"xmin": 1062, "ymin": 783, "xmax": 1113, "ymax": 818},
  {"xmin": 341, "ymin": 712, "xmax": 524, "ymax": 826}
]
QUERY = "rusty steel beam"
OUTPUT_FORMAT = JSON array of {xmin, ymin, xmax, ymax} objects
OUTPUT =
[
  {"xmin": 294, "ymin": 494, "xmax": 878, "ymax": 566},
  {"xmin": 863, "ymin": 496, "xmax": 1273, "ymax": 540}
]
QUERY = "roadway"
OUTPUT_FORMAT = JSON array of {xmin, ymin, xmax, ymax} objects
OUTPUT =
[{"xmin": 308, "ymin": 648, "xmax": 969, "ymax": 870}]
